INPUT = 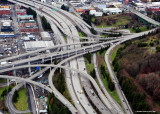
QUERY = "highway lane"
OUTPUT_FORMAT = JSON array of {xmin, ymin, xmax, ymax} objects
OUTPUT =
[
  {"xmin": 7, "ymin": 0, "xmax": 121, "ymax": 113},
  {"xmin": 2, "ymin": 28, "xmax": 156, "ymax": 114},
  {"xmin": 7, "ymin": 0, "xmax": 159, "ymax": 113},
  {"xmin": 93, "ymin": 53, "xmax": 123, "ymax": 113},
  {"xmin": 0, "ymin": 64, "xmax": 122, "ymax": 112},
  {"xmin": 125, "ymin": 6, "xmax": 160, "ymax": 26},
  {"xmin": 105, "ymin": 28, "xmax": 158, "ymax": 114},
  {"xmin": 6, "ymin": 83, "xmax": 31, "ymax": 114},
  {"xmin": 0, "ymin": 41, "xmax": 98, "ymax": 63},
  {"xmin": 0, "ymin": 39, "xmax": 121, "ymax": 69},
  {"xmin": 26, "ymin": 84, "xmax": 37, "ymax": 114},
  {"xmin": 2, "ymin": 74, "xmax": 78, "ymax": 114}
]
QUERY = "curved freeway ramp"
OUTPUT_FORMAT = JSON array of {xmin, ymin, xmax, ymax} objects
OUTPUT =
[{"xmin": 128, "ymin": 7, "xmax": 160, "ymax": 26}]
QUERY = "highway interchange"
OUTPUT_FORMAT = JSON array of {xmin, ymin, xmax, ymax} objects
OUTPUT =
[{"xmin": 0, "ymin": 0, "xmax": 160, "ymax": 114}]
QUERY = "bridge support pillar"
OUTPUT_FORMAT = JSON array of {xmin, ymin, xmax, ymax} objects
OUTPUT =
[
  {"xmin": 42, "ymin": 58, "xmax": 44, "ymax": 63},
  {"xmin": 51, "ymin": 56, "xmax": 52, "ymax": 63},
  {"xmin": 24, "ymin": 82, "xmax": 26, "ymax": 88},
  {"xmin": 13, "ymin": 65, "xmax": 16, "ymax": 76},
  {"xmin": 28, "ymin": 62, "xmax": 31, "ymax": 76},
  {"xmin": 7, "ymin": 79, "xmax": 10, "ymax": 86},
  {"xmin": 16, "ymin": 80, "xmax": 17, "ymax": 85},
  {"xmin": 42, "ymin": 89, "xmax": 44, "ymax": 93}
]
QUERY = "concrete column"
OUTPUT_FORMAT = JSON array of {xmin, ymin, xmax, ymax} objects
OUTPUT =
[
  {"xmin": 42, "ymin": 58, "xmax": 44, "ymax": 63},
  {"xmin": 28, "ymin": 62, "xmax": 31, "ymax": 76},
  {"xmin": 24, "ymin": 82, "xmax": 26, "ymax": 88},
  {"xmin": 51, "ymin": 56, "xmax": 52, "ymax": 63},
  {"xmin": 61, "ymin": 54, "xmax": 63, "ymax": 61},
  {"xmin": 16, "ymin": 80, "xmax": 17, "ymax": 85},
  {"xmin": 13, "ymin": 65, "xmax": 16, "ymax": 76},
  {"xmin": 7, "ymin": 79, "xmax": 10, "ymax": 86}
]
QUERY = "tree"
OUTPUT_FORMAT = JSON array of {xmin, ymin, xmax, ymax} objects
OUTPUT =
[
  {"xmin": 156, "ymin": 46, "xmax": 160, "ymax": 52},
  {"xmin": 108, "ymin": 77, "xmax": 115, "ymax": 91},
  {"xmin": 8, "ymin": 86, "xmax": 12, "ymax": 92},
  {"xmin": 125, "ymin": 24, "xmax": 128, "ymax": 28},
  {"xmin": 84, "ymin": 52, "xmax": 91, "ymax": 64},
  {"xmin": 90, "ymin": 69, "xmax": 96, "ymax": 79},
  {"xmin": 26, "ymin": 7, "xmax": 37, "ymax": 18},
  {"xmin": 90, "ymin": 28, "xmax": 97, "ymax": 35},
  {"xmin": 61, "ymin": 4, "xmax": 69, "ymax": 11},
  {"xmin": 12, "ymin": 90, "xmax": 19, "ymax": 103},
  {"xmin": 1, "ymin": 89, "xmax": 7, "ymax": 98},
  {"xmin": 41, "ymin": 16, "xmax": 51, "ymax": 30}
]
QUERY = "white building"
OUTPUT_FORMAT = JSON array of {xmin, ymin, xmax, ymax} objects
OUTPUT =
[
  {"xmin": 103, "ymin": 8, "xmax": 122, "ymax": 14},
  {"xmin": 89, "ymin": 10, "xmax": 96, "ymax": 15},
  {"xmin": 24, "ymin": 41, "xmax": 54, "ymax": 51},
  {"xmin": 41, "ymin": 0, "xmax": 46, "ymax": 3},
  {"xmin": 94, "ymin": 12, "xmax": 103, "ymax": 17},
  {"xmin": 41, "ymin": 32, "xmax": 51, "ymax": 41}
]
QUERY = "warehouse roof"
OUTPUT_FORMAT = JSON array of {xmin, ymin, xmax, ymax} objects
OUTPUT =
[
  {"xmin": 24, "ymin": 41, "xmax": 54, "ymax": 50},
  {"xmin": 40, "ymin": 32, "xmax": 51, "ymax": 40}
]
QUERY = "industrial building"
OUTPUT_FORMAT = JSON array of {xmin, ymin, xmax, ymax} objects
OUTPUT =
[
  {"xmin": 16, "ymin": 9, "xmax": 27, "ymax": 15},
  {"xmin": 21, "ymin": 34, "xmax": 36, "ymax": 41},
  {"xmin": 19, "ymin": 20, "xmax": 37, "ymax": 27},
  {"xmin": 40, "ymin": 32, "xmax": 51, "ymax": 41},
  {"xmin": 103, "ymin": 8, "xmax": 122, "ymax": 14},
  {"xmin": 20, "ymin": 26, "xmax": 39, "ymax": 33},
  {"xmin": 89, "ymin": 10, "xmax": 103, "ymax": 17},
  {"xmin": 0, "ymin": 33, "xmax": 15, "ymax": 38},
  {"xmin": 0, "ymin": 8, "xmax": 10, "ymax": 15},
  {"xmin": 24, "ymin": 41, "xmax": 54, "ymax": 51},
  {"xmin": 97, "ymin": 4, "xmax": 106, "ymax": 9},
  {"xmin": 17, "ymin": 15, "xmax": 33, "ymax": 21},
  {"xmin": 1, "ymin": 27, "xmax": 13, "ymax": 33},
  {"xmin": 0, "ymin": 20, "xmax": 12, "ymax": 27}
]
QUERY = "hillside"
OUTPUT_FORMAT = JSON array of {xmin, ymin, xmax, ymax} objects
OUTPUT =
[{"xmin": 113, "ymin": 28, "xmax": 160, "ymax": 113}]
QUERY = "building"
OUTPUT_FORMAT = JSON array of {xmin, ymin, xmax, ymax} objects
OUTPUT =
[
  {"xmin": 89, "ymin": 10, "xmax": 96, "ymax": 15},
  {"xmin": 0, "ymin": 6, "xmax": 10, "ymax": 9},
  {"xmin": 1, "ymin": 27, "xmax": 13, "ymax": 33},
  {"xmin": 0, "ymin": 32, "xmax": 15, "ymax": 38},
  {"xmin": 0, "ymin": 8, "xmax": 10, "ymax": 15},
  {"xmin": 16, "ymin": 9, "xmax": 27, "ymax": 16},
  {"xmin": 21, "ymin": 34, "xmax": 36, "ymax": 41},
  {"xmin": 19, "ymin": 20, "xmax": 37, "ymax": 27},
  {"xmin": 20, "ymin": 26, "xmax": 39, "ymax": 33},
  {"xmin": 94, "ymin": 12, "xmax": 103, "ymax": 17},
  {"xmin": 135, "ymin": 3, "xmax": 146, "ymax": 12},
  {"xmin": 17, "ymin": 15, "xmax": 33, "ymax": 21},
  {"xmin": 41, "ymin": 0, "xmax": 46, "ymax": 3},
  {"xmin": 24, "ymin": 41, "xmax": 54, "ymax": 51},
  {"xmin": 1, "ymin": 20, "xmax": 12, "ymax": 27},
  {"xmin": 89, "ymin": 10, "xmax": 103, "ymax": 16},
  {"xmin": 40, "ymin": 32, "xmax": 51, "ymax": 41},
  {"xmin": 103, "ymin": 8, "xmax": 122, "ymax": 14},
  {"xmin": 98, "ymin": 4, "xmax": 106, "ymax": 9}
]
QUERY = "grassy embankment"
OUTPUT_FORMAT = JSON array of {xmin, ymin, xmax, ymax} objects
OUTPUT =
[
  {"xmin": 14, "ymin": 88, "xmax": 29, "ymax": 111},
  {"xmin": 97, "ymin": 50, "xmax": 121, "ymax": 105}
]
